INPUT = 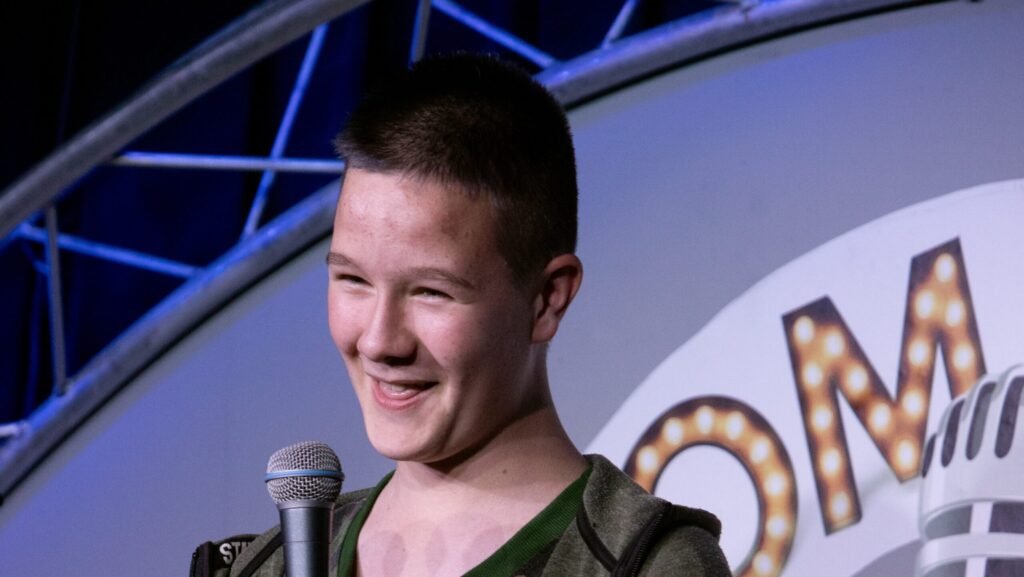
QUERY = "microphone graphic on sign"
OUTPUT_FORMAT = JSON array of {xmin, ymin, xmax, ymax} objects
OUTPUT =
[
  {"xmin": 916, "ymin": 364, "xmax": 1024, "ymax": 577},
  {"xmin": 265, "ymin": 441, "xmax": 344, "ymax": 577}
]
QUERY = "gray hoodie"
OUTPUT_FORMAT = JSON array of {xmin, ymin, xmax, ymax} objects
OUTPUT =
[{"xmin": 191, "ymin": 454, "xmax": 729, "ymax": 577}]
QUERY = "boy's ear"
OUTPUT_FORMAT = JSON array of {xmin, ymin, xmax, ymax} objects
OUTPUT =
[{"xmin": 531, "ymin": 254, "xmax": 583, "ymax": 343}]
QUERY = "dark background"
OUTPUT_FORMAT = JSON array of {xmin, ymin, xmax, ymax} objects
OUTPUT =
[{"xmin": 0, "ymin": 0, "xmax": 720, "ymax": 425}]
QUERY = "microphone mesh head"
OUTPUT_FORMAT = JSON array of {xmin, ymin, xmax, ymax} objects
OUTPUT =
[{"xmin": 265, "ymin": 441, "xmax": 343, "ymax": 505}]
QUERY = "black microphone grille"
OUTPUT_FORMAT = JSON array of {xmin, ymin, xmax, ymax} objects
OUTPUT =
[{"xmin": 265, "ymin": 441, "xmax": 344, "ymax": 505}]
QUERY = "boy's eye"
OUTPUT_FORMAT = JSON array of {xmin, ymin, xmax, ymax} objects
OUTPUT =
[
  {"xmin": 417, "ymin": 287, "xmax": 450, "ymax": 299},
  {"xmin": 335, "ymin": 274, "xmax": 367, "ymax": 285}
]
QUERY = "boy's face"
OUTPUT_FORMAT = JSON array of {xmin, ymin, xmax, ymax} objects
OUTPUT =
[{"xmin": 327, "ymin": 169, "xmax": 541, "ymax": 465}]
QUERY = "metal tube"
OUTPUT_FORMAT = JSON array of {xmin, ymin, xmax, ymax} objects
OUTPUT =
[
  {"xmin": 19, "ymin": 224, "xmax": 198, "ymax": 279},
  {"xmin": 243, "ymin": 24, "xmax": 330, "ymax": 238},
  {"xmin": 0, "ymin": 422, "xmax": 27, "ymax": 441},
  {"xmin": 538, "ymin": 0, "xmax": 951, "ymax": 107},
  {"xmin": 43, "ymin": 206, "xmax": 68, "ymax": 396},
  {"xmin": 432, "ymin": 0, "xmax": 557, "ymax": 68},
  {"xmin": 603, "ymin": 0, "xmax": 640, "ymax": 47},
  {"xmin": 409, "ymin": 0, "xmax": 432, "ymax": 64},
  {"xmin": 0, "ymin": 0, "xmax": 369, "ymax": 241},
  {"xmin": 0, "ymin": 178, "xmax": 341, "ymax": 502},
  {"xmin": 110, "ymin": 152, "xmax": 346, "ymax": 174}
]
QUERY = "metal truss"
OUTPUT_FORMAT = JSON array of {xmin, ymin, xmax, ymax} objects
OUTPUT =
[{"xmin": 0, "ymin": 0, "xmax": 946, "ymax": 500}]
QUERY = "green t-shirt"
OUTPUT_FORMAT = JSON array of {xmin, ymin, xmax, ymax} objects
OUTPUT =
[{"xmin": 337, "ymin": 467, "xmax": 592, "ymax": 577}]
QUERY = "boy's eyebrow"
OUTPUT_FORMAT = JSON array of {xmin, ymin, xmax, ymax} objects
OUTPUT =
[
  {"xmin": 325, "ymin": 251, "xmax": 352, "ymax": 267},
  {"xmin": 408, "ymin": 267, "xmax": 477, "ymax": 291}
]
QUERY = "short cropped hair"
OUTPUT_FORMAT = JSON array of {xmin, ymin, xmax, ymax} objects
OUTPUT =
[{"xmin": 334, "ymin": 53, "xmax": 578, "ymax": 285}]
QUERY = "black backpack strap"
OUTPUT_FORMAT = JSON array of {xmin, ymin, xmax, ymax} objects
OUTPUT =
[
  {"xmin": 576, "ymin": 503, "xmax": 617, "ymax": 571},
  {"xmin": 190, "ymin": 534, "xmax": 260, "ymax": 577},
  {"xmin": 575, "ymin": 501, "xmax": 671, "ymax": 576},
  {"xmin": 577, "ymin": 500, "xmax": 723, "ymax": 577},
  {"xmin": 612, "ymin": 501, "xmax": 673, "ymax": 577},
  {"xmin": 235, "ymin": 532, "xmax": 283, "ymax": 577}
]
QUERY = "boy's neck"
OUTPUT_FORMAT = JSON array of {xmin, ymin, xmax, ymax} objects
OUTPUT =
[
  {"xmin": 355, "ymin": 390, "xmax": 588, "ymax": 577},
  {"xmin": 387, "ymin": 404, "xmax": 586, "ymax": 507}
]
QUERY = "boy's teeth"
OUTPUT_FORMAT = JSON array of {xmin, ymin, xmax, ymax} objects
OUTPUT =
[{"xmin": 382, "ymin": 382, "xmax": 410, "ymax": 393}]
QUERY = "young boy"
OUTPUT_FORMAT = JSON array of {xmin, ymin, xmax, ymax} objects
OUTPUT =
[{"xmin": 196, "ymin": 53, "xmax": 728, "ymax": 577}]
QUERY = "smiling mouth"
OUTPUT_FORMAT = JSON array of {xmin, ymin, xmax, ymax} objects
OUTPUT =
[
  {"xmin": 378, "ymin": 380, "xmax": 433, "ymax": 396},
  {"xmin": 371, "ymin": 377, "xmax": 437, "ymax": 408}
]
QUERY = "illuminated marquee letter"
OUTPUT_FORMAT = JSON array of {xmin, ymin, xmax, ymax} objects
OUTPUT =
[
  {"xmin": 782, "ymin": 238, "xmax": 985, "ymax": 534},
  {"xmin": 626, "ymin": 396, "xmax": 797, "ymax": 577}
]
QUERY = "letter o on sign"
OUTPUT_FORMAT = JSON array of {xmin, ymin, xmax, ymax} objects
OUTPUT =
[{"xmin": 625, "ymin": 396, "xmax": 797, "ymax": 577}]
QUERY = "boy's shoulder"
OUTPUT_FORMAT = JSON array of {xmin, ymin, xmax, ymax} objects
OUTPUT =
[{"xmin": 548, "ymin": 454, "xmax": 728, "ymax": 576}]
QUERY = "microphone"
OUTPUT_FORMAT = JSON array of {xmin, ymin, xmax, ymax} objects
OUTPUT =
[{"xmin": 265, "ymin": 441, "xmax": 344, "ymax": 577}]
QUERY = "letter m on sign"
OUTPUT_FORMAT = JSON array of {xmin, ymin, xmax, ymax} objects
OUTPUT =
[{"xmin": 781, "ymin": 238, "xmax": 985, "ymax": 534}]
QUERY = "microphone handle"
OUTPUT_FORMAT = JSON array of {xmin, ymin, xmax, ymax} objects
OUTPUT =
[{"xmin": 278, "ymin": 501, "xmax": 334, "ymax": 577}]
